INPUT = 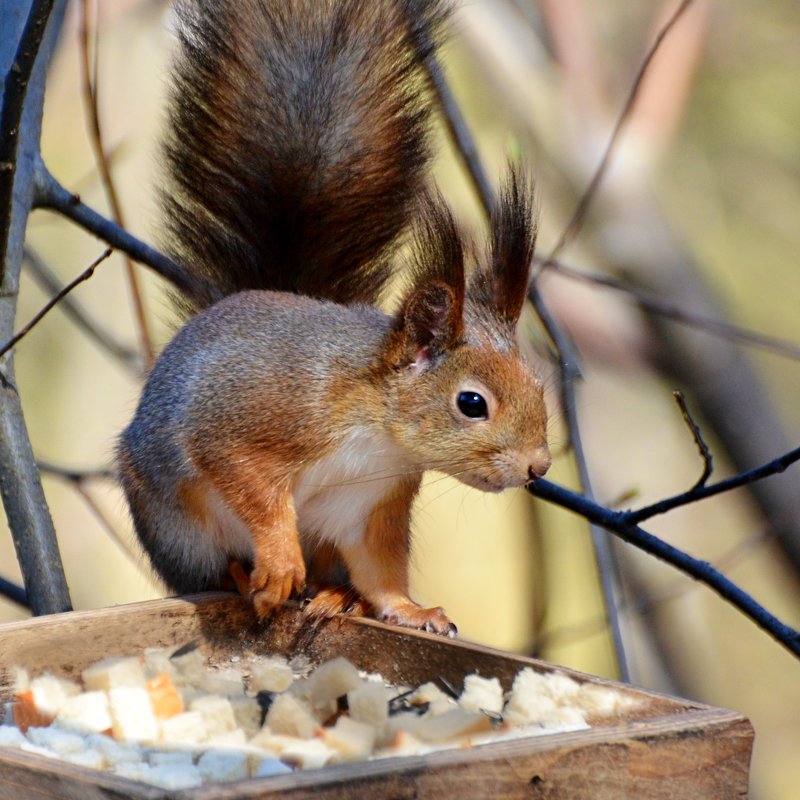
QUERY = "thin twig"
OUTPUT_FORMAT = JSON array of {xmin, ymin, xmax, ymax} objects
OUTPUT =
[
  {"xmin": 674, "ymin": 391, "xmax": 713, "ymax": 489},
  {"xmin": 78, "ymin": 0, "xmax": 154, "ymax": 367},
  {"xmin": 628, "ymin": 444, "xmax": 800, "ymax": 525},
  {"xmin": 542, "ymin": 257, "xmax": 800, "ymax": 362},
  {"xmin": 546, "ymin": 0, "xmax": 695, "ymax": 262},
  {"xmin": 37, "ymin": 460, "xmax": 115, "ymax": 483},
  {"xmin": 423, "ymin": 48, "xmax": 496, "ymax": 214},
  {"xmin": 0, "ymin": 248, "xmax": 112, "ymax": 360},
  {"xmin": 23, "ymin": 246, "xmax": 141, "ymax": 371},
  {"xmin": 527, "ymin": 476, "xmax": 800, "ymax": 658}
]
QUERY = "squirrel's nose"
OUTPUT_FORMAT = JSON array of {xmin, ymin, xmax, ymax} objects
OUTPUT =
[{"xmin": 527, "ymin": 446, "xmax": 552, "ymax": 482}]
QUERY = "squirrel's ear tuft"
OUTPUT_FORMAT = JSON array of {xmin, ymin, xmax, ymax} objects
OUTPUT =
[
  {"xmin": 470, "ymin": 166, "xmax": 537, "ymax": 326},
  {"xmin": 395, "ymin": 191, "xmax": 466, "ymax": 370}
]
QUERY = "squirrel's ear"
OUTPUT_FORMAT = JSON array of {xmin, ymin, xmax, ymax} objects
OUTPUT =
[
  {"xmin": 470, "ymin": 166, "xmax": 537, "ymax": 326},
  {"xmin": 395, "ymin": 191, "xmax": 466, "ymax": 371}
]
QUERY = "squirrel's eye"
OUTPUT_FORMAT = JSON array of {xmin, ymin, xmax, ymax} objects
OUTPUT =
[{"xmin": 457, "ymin": 391, "xmax": 488, "ymax": 420}]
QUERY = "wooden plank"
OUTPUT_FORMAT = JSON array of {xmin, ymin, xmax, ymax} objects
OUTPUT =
[{"xmin": 0, "ymin": 594, "xmax": 754, "ymax": 799}]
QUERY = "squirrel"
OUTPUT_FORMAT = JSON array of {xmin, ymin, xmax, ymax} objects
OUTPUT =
[{"xmin": 117, "ymin": 0, "xmax": 551, "ymax": 636}]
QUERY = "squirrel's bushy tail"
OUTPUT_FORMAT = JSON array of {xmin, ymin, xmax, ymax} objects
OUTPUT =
[{"xmin": 163, "ymin": 0, "xmax": 447, "ymax": 314}]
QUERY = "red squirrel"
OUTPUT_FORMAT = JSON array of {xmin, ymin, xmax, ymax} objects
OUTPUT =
[{"xmin": 117, "ymin": 0, "xmax": 551, "ymax": 635}]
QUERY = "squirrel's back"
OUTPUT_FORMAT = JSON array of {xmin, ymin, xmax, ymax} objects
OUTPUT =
[{"xmin": 164, "ymin": 0, "xmax": 447, "ymax": 314}]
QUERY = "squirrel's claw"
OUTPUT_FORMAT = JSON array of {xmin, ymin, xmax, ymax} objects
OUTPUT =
[
  {"xmin": 382, "ymin": 604, "xmax": 457, "ymax": 638},
  {"xmin": 249, "ymin": 556, "xmax": 306, "ymax": 619}
]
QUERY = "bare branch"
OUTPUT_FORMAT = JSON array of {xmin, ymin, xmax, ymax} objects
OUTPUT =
[
  {"xmin": 0, "ymin": 248, "xmax": 112, "ymax": 361},
  {"xmin": 673, "ymin": 390, "xmax": 713, "ymax": 489},
  {"xmin": 546, "ymin": 0, "xmax": 695, "ymax": 262},
  {"xmin": 527, "ymin": 475, "xmax": 800, "ymax": 658},
  {"xmin": 33, "ymin": 160, "xmax": 215, "ymax": 300},
  {"xmin": 78, "ymin": 0, "xmax": 154, "ymax": 367},
  {"xmin": 0, "ymin": 0, "xmax": 72, "ymax": 616},
  {"xmin": 23, "ymin": 246, "xmax": 141, "ymax": 371},
  {"xmin": 543, "ymin": 257, "xmax": 800, "ymax": 362},
  {"xmin": 0, "ymin": 577, "xmax": 29, "ymax": 610},
  {"xmin": 628, "ymin": 445, "xmax": 800, "ymax": 525}
]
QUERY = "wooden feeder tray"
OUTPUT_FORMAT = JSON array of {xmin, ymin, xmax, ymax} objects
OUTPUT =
[{"xmin": 0, "ymin": 594, "xmax": 752, "ymax": 799}]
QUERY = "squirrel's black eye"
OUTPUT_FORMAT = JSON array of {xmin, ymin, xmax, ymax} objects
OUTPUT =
[{"xmin": 457, "ymin": 391, "xmax": 488, "ymax": 420}]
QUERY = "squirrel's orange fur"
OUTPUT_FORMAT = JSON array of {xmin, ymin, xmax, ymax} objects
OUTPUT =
[{"xmin": 117, "ymin": 0, "xmax": 550, "ymax": 635}]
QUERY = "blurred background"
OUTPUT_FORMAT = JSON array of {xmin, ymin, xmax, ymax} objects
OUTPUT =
[{"xmin": 2, "ymin": 0, "xmax": 799, "ymax": 796}]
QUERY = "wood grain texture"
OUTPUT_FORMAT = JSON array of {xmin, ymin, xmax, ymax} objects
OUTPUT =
[{"xmin": 0, "ymin": 594, "xmax": 753, "ymax": 799}]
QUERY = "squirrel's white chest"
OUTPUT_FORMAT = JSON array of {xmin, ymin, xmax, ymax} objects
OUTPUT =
[{"xmin": 292, "ymin": 428, "xmax": 412, "ymax": 547}]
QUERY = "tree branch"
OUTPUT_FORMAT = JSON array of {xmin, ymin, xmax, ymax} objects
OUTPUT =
[
  {"xmin": 0, "ymin": 0, "xmax": 72, "ymax": 616},
  {"xmin": 527, "ymin": 476, "xmax": 800, "ymax": 658},
  {"xmin": 0, "ymin": 248, "xmax": 112, "ymax": 360},
  {"xmin": 33, "ymin": 160, "xmax": 215, "ymax": 300}
]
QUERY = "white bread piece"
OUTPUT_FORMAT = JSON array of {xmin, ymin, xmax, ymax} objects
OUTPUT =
[
  {"xmin": 265, "ymin": 694, "xmax": 317, "ymax": 739},
  {"xmin": 148, "ymin": 750, "xmax": 195, "ymax": 768},
  {"xmin": 458, "ymin": 675, "xmax": 503, "ymax": 715},
  {"xmin": 413, "ymin": 708, "xmax": 493, "ymax": 743},
  {"xmin": 82, "ymin": 657, "xmax": 146, "ymax": 692},
  {"xmin": 27, "ymin": 726, "xmax": 85, "ymax": 755},
  {"xmin": 205, "ymin": 728, "xmax": 248, "ymax": 748},
  {"xmin": 28, "ymin": 673, "xmax": 81, "ymax": 715},
  {"xmin": 427, "ymin": 698, "xmax": 458, "ymax": 717},
  {"xmin": 11, "ymin": 666, "xmax": 29, "ymax": 694},
  {"xmin": 379, "ymin": 729, "xmax": 425, "ymax": 758},
  {"xmin": 148, "ymin": 763, "xmax": 204, "ymax": 790},
  {"xmin": 169, "ymin": 648, "xmax": 207, "ymax": 688},
  {"xmin": 158, "ymin": 710, "xmax": 208, "ymax": 745},
  {"xmin": 85, "ymin": 733, "xmax": 143, "ymax": 765},
  {"xmin": 0, "ymin": 725, "xmax": 26, "ymax": 747},
  {"xmin": 318, "ymin": 716, "xmax": 376, "ymax": 762},
  {"xmin": 576, "ymin": 683, "xmax": 635, "ymax": 717},
  {"xmin": 230, "ymin": 695, "xmax": 262, "ymax": 738},
  {"xmin": 250, "ymin": 657, "xmax": 293, "ymax": 693},
  {"xmin": 250, "ymin": 756, "xmax": 293, "ymax": 779},
  {"xmin": 64, "ymin": 748, "xmax": 106, "ymax": 770},
  {"xmin": 108, "ymin": 687, "xmax": 159, "ymax": 742},
  {"xmin": 19, "ymin": 741, "xmax": 58, "ymax": 759},
  {"xmin": 408, "ymin": 682, "xmax": 451, "ymax": 706},
  {"xmin": 142, "ymin": 647, "xmax": 178, "ymax": 680},
  {"xmin": 280, "ymin": 737, "xmax": 335, "ymax": 770},
  {"xmin": 197, "ymin": 749, "xmax": 249, "ymax": 783},
  {"xmin": 189, "ymin": 695, "xmax": 237, "ymax": 738},
  {"xmin": 347, "ymin": 681, "xmax": 389, "ymax": 727},
  {"xmin": 249, "ymin": 729, "xmax": 303, "ymax": 756},
  {"xmin": 55, "ymin": 690, "xmax": 113, "ymax": 733},
  {"xmin": 306, "ymin": 658, "xmax": 361, "ymax": 713}
]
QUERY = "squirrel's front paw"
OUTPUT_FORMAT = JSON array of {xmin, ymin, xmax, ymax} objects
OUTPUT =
[
  {"xmin": 249, "ymin": 549, "xmax": 306, "ymax": 619},
  {"xmin": 382, "ymin": 602, "xmax": 457, "ymax": 637}
]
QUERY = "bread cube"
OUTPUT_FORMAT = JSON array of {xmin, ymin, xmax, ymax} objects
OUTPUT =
[
  {"xmin": 108, "ymin": 687, "xmax": 159, "ymax": 742},
  {"xmin": 55, "ymin": 690, "xmax": 113, "ymax": 733},
  {"xmin": 306, "ymin": 658, "xmax": 361, "ymax": 712},
  {"xmin": 250, "ymin": 756, "xmax": 293, "ymax": 778},
  {"xmin": 280, "ymin": 737, "xmax": 335, "ymax": 770},
  {"xmin": 189, "ymin": 695, "xmax": 236, "ymax": 738},
  {"xmin": 413, "ymin": 708, "xmax": 492, "ymax": 743},
  {"xmin": 265, "ymin": 693, "xmax": 317, "ymax": 739},
  {"xmin": 197, "ymin": 749, "xmax": 249, "ymax": 782},
  {"xmin": 27, "ymin": 673, "xmax": 81, "ymax": 716},
  {"xmin": 347, "ymin": 681, "xmax": 389, "ymax": 726},
  {"xmin": 27, "ymin": 726, "xmax": 85, "ymax": 755},
  {"xmin": 148, "ymin": 763, "xmax": 204, "ymax": 790},
  {"xmin": 318, "ymin": 716, "xmax": 376, "ymax": 762},
  {"xmin": 230, "ymin": 695, "xmax": 262, "ymax": 738},
  {"xmin": 64, "ymin": 748, "xmax": 106, "ymax": 770},
  {"xmin": 158, "ymin": 710, "xmax": 208, "ymax": 745},
  {"xmin": 458, "ymin": 675, "xmax": 504, "ymax": 715},
  {"xmin": 82, "ymin": 656, "xmax": 146, "ymax": 692},
  {"xmin": 145, "ymin": 672, "xmax": 184, "ymax": 719},
  {"xmin": 250, "ymin": 657, "xmax": 293, "ymax": 693}
]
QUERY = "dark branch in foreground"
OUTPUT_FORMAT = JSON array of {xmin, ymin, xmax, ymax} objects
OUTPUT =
[
  {"xmin": 0, "ymin": 577, "xmax": 29, "ymax": 610},
  {"xmin": 527, "ymin": 446, "xmax": 800, "ymax": 659}
]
